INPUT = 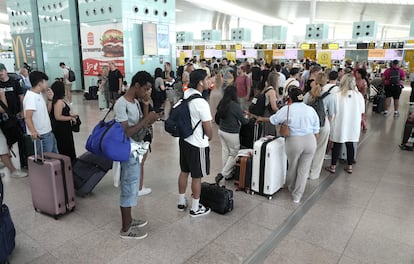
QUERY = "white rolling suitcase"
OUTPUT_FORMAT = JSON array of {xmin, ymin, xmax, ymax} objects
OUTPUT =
[
  {"xmin": 98, "ymin": 91, "xmax": 107, "ymax": 110},
  {"xmin": 251, "ymin": 136, "xmax": 287, "ymax": 199}
]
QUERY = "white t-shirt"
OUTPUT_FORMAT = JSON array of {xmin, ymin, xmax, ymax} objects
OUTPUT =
[
  {"xmin": 184, "ymin": 88, "xmax": 212, "ymax": 148},
  {"xmin": 62, "ymin": 67, "xmax": 71, "ymax": 84},
  {"xmin": 278, "ymin": 72, "xmax": 286, "ymax": 88},
  {"xmin": 23, "ymin": 90, "xmax": 52, "ymax": 135}
]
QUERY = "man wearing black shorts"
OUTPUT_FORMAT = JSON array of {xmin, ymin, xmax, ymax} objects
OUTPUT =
[
  {"xmin": 177, "ymin": 69, "xmax": 213, "ymax": 217},
  {"xmin": 382, "ymin": 60, "xmax": 406, "ymax": 117}
]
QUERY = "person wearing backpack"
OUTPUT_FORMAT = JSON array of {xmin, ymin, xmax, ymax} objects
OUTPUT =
[
  {"xmin": 304, "ymin": 72, "xmax": 337, "ymax": 180},
  {"xmin": 382, "ymin": 60, "xmax": 406, "ymax": 117},
  {"xmin": 59, "ymin": 62, "xmax": 73, "ymax": 104},
  {"xmin": 176, "ymin": 69, "xmax": 213, "ymax": 217}
]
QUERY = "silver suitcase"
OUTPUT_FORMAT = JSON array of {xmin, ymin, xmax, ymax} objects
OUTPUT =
[{"xmin": 251, "ymin": 137, "xmax": 287, "ymax": 199}]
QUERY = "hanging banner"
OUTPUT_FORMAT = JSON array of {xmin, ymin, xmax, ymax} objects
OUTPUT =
[
  {"xmin": 317, "ymin": 51, "xmax": 332, "ymax": 68},
  {"xmin": 80, "ymin": 23, "xmax": 125, "ymax": 76}
]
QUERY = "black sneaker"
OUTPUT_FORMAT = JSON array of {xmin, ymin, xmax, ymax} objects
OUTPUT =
[
  {"xmin": 177, "ymin": 198, "xmax": 188, "ymax": 212},
  {"xmin": 189, "ymin": 204, "xmax": 211, "ymax": 218}
]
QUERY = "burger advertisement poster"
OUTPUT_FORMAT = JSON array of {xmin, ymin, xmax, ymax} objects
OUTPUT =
[{"xmin": 81, "ymin": 23, "xmax": 125, "ymax": 76}]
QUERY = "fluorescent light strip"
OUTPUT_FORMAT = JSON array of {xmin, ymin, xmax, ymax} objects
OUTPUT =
[
  {"xmin": 183, "ymin": 0, "xmax": 292, "ymax": 25},
  {"xmin": 302, "ymin": 0, "xmax": 414, "ymax": 4}
]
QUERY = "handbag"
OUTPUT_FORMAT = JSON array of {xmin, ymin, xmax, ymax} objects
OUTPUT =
[
  {"xmin": 71, "ymin": 116, "xmax": 81, "ymax": 132},
  {"xmin": 86, "ymin": 106, "xmax": 131, "ymax": 161},
  {"xmin": 279, "ymin": 105, "xmax": 290, "ymax": 137},
  {"xmin": 0, "ymin": 100, "xmax": 22, "ymax": 147}
]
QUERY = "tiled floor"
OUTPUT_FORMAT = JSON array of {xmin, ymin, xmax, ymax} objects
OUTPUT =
[{"xmin": 2, "ymin": 88, "xmax": 413, "ymax": 264}]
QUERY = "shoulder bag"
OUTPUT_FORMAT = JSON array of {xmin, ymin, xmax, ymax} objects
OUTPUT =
[{"xmin": 86, "ymin": 105, "xmax": 131, "ymax": 161}]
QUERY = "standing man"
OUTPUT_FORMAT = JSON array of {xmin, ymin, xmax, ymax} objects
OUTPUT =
[
  {"xmin": 19, "ymin": 67, "xmax": 32, "ymax": 94},
  {"xmin": 382, "ymin": 60, "xmax": 406, "ymax": 117},
  {"xmin": 177, "ymin": 69, "xmax": 213, "ymax": 217},
  {"xmin": 0, "ymin": 63, "xmax": 27, "ymax": 169},
  {"xmin": 59, "ymin": 62, "xmax": 73, "ymax": 104},
  {"xmin": 235, "ymin": 66, "xmax": 251, "ymax": 110},
  {"xmin": 114, "ymin": 71, "xmax": 159, "ymax": 239},
  {"xmin": 108, "ymin": 61, "xmax": 123, "ymax": 106},
  {"xmin": 23, "ymin": 71, "xmax": 58, "ymax": 153}
]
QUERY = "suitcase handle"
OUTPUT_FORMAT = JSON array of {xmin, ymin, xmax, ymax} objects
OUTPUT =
[{"xmin": 33, "ymin": 139, "xmax": 44, "ymax": 163}]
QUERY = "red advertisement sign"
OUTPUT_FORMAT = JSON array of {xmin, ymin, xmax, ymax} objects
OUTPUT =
[{"xmin": 80, "ymin": 23, "xmax": 125, "ymax": 76}]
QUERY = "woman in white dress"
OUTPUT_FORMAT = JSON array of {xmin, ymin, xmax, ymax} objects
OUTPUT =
[{"xmin": 325, "ymin": 73, "xmax": 365, "ymax": 174}]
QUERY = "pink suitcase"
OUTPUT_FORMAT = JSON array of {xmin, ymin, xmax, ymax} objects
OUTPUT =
[{"xmin": 28, "ymin": 144, "xmax": 75, "ymax": 219}]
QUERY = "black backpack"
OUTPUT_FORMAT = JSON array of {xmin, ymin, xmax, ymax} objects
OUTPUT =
[
  {"xmin": 389, "ymin": 68, "xmax": 400, "ymax": 85},
  {"xmin": 68, "ymin": 69, "xmax": 76, "ymax": 82},
  {"xmin": 308, "ymin": 85, "xmax": 335, "ymax": 127},
  {"xmin": 0, "ymin": 177, "xmax": 16, "ymax": 263},
  {"xmin": 248, "ymin": 87, "xmax": 273, "ymax": 116},
  {"xmin": 164, "ymin": 94, "xmax": 204, "ymax": 138}
]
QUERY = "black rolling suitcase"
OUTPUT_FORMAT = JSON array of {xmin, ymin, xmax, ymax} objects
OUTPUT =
[
  {"xmin": 200, "ymin": 182, "xmax": 233, "ymax": 214},
  {"xmin": 73, "ymin": 152, "xmax": 112, "ymax": 197},
  {"xmin": 372, "ymin": 94, "xmax": 386, "ymax": 113}
]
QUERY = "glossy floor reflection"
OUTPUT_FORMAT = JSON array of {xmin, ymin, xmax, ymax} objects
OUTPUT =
[{"xmin": 2, "ymin": 88, "xmax": 413, "ymax": 264}]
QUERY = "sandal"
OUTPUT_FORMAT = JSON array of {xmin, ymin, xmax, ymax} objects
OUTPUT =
[
  {"xmin": 344, "ymin": 167, "xmax": 353, "ymax": 174},
  {"xmin": 324, "ymin": 166, "xmax": 336, "ymax": 174}
]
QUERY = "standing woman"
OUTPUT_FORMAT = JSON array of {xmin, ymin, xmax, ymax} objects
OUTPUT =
[
  {"xmin": 151, "ymin": 68, "xmax": 166, "ymax": 113},
  {"xmin": 215, "ymin": 86, "xmax": 250, "ymax": 184},
  {"xmin": 261, "ymin": 72, "xmax": 280, "ymax": 136},
  {"xmin": 257, "ymin": 87, "xmax": 319, "ymax": 203},
  {"xmin": 326, "ymin": 74, "xmax": 365, "ymax": 174},
  {"xmin": 303, "ymin": 65, "xmax": 322, "ymax": 94},
  {"xmin": 304, "ymin": 72, "xmax": 336, "ymax": 180},
  {"xmin": 50, "ymin": 81, "xmax": 78, "ymax": 163},
  {"xmin": 355, "ymin": 68, "xmax": 368, "ymax": 131}
]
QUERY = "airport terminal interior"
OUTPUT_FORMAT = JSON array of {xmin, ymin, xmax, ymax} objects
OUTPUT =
[{"xmin": 1, "ymin": 0, "xmax": 414, "ymax": 263}]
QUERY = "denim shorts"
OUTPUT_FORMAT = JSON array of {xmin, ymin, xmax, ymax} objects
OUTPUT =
[
  {"xmin": 120, "ymin": 154, "xmax": 140, "ymax": 207},
  {"xmin": 35, "ymin": 132, "xmax": 58, "ymax": 154}
]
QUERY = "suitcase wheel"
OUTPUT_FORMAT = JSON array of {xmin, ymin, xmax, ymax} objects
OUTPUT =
[
  {"xmin": 54, "ymin": 215, "xmax": 59, "ymax": 220},
  {"xmin": 268, "ymin": 196, "xmax": 273, "ymax": 200},
  {"xmin": 70, "ymin": 206, "xmax": 76, "ymax": 212},
  {"xmin": 251, "ymin": 191, "xmax": 255, "ymax": 195}
]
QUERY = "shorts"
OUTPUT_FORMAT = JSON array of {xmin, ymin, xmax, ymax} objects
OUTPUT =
[
  {"xmin": 384, "ymin": 84, "xmax": 402, "ymax": 99},
  {"xmin": 120, "ymin": 154, "xmax": 140, "ymax": 207},
  {"xmin": 0, "ymin": 130, "xmax": 8, "ymax": 155},
  {"xmin": 179, "ymin": 139, "xmax": 210, "ymax": 178}
]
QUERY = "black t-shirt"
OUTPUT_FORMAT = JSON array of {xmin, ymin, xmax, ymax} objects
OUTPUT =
[
  {"xmin": 108, "ymin": 69, "xmax": 123, "ymax": 92},
  {"xmin": 251, "ymin": 66, "xmax": 261, "ymax": 81},
  {"xmin": 0, "ymin": 75, "xmax": 24, "ymax": 115}
]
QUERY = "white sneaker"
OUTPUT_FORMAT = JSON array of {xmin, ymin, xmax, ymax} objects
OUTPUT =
[
  {"xmin": 138, "ymin": 187, "xmax": 152, "ymax": 196},
  {"xmin": 11, "ymin": 170, "xmax": 28, "ymax": 178},
  {"xmin": 293, "ymin": 198, "xmax": 300, "ymax": 204},
  {"xmin": 324, "ymin": 154, "xmax": 331, "ymax": 160}
]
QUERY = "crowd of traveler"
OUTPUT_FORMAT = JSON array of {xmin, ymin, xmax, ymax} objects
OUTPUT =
[{"xmin": 0, "ymin": 56, "xmax": 411, "ymax": 241}]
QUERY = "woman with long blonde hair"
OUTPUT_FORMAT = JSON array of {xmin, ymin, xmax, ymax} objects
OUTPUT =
[{"xmin": 326, "ymin": 73, "xmax": 365, "ymax": 174}]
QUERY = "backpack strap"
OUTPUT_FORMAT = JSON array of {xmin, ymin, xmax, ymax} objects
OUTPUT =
[
  {"xmin": 321, "ymin": 84, "xmax": 336, "ymax": 99},
  {"xmin": 185, "ymin": 93, "xmax": 204, "ymax": 132}
]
